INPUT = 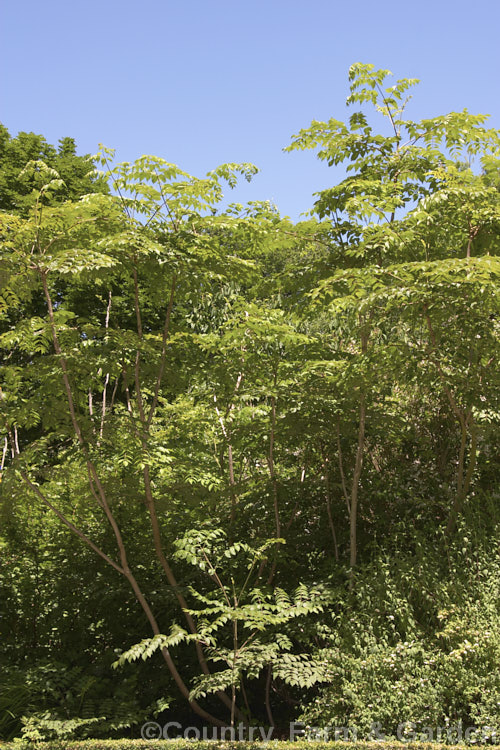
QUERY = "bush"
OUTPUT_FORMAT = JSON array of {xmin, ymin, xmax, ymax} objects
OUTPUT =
[
  {"xmin": 299, "ymin": 531, "xmax": 500, "ymax": 742},
  {"xmin": 3, "ymin": 743, "xmax": 500, "ymax": 750}
]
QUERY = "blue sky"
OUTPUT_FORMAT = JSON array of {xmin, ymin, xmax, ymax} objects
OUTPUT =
[{"xmin": 2, "ymin": 0, "xmax": 500, "ymax": 220}]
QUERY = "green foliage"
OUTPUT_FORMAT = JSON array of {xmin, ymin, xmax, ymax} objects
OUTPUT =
[
  {"xmin": 0, "ymin": 62, "xmax": 499, "ymax": 739},
  {"xmin": 0, "ymin": 124, "xmax": 109, "ymax": 215},
  {"xmin": 299, "ymin": 534, "xmax": 500, "ymax": 741},
  {"xmin": 5, "ymin": 743, "xmax": 500, "ymax": 750},
  {"xmin": 115, "ymin": 533, "xmax": 330, "ymax": 699},
  {"xmin": 19, "ymin": 715, "xmax": 103, "ymax": 743}
]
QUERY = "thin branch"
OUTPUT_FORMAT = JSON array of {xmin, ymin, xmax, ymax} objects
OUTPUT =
[
  {"xmin": 0, "ymin": 436, "xmax": 8, "ymax": 481},
  {"xmin": 284, "ymin": 461, "xmax": 307, "ymax": 533},
  {"xmin": 132, "ymin": 267, "xmax": 146, "ymax": 423},
  {"xmin": 322, "ymin": 458, "xmax": 339, "ymax": 561},
  {"xmin": 147, "ymin": 275, "xmax": 177, "ymax": 428},
  {"xmin": 424, "ymin": 310, "xmax": 478, "ymax": 537},
  {"xmin": 265, "ymin": 665, "xmax": 275, "ymax": 728},
  {"xmin": 31, "ymin": 217, "xmax": 102, "ymax": 260},
  {"xmin": 100, "ymin": 154, "xmax": 132, "ymax": 220},
  {"xmin": 201, "ymin": 549, "xmax": 232, "ymax": 609},
  {"xmin": 349, "ymin": 327, "xmax": 369, "ymax": 573},
  {"xmin": 17, "ymin": 468, "xmax": 124, "ymax": 574},
  {"xmin": 153, "ymin": 166, "xmax": 181, "ymax": 233},
  {"xmin": 267, "ymin": 372, "xmax": 280, "ymax": 586},
  {"xmin": 214, "ymin": 372, "xmax": 245, "ymax": 525},
  {"xmin": 109, "ymin": 376, "xmax": 120, "ymax": 414},
  {"xmin": 336, "ymin": 423, "xmax": 351, "ymax": 516},
  {"xmin": 446, "ymin": 418, "xmax": 478, "ymax": 537},
  {"xmin": 99, "ymin": 373, "xmax": 110, "ymax": 441},
  {"xmin": 30, "ymin": 266, "xmax": 228, "ymax": 726}
]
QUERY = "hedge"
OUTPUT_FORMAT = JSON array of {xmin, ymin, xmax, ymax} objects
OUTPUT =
[{"xmin": 3, "ymin": 741, "xmax": 500, "ymax": 750}]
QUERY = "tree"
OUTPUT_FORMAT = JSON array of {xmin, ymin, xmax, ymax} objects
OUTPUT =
[
  {"xmin": 1, "ymin": 65, "xmax": 499, "ymax": 737},
  {"xmin": 0, "ymin": 149, "xmax": 287, "ymax": 726},
  {"xmin": 0, "ymin": 124, "xmax": 108, "ymax": 215},
  {"xmin": 285, "ymin": 62, "xmax": 500, "ymax": 562}
]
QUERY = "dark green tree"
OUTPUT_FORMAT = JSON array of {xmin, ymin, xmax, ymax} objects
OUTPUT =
[{"xmin": 0, "ymin": 124, "xmax": 108, "ymax": 215}]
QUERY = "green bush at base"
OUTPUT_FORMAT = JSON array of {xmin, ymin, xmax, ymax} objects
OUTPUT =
[{"xmin": 2, "ymin": 741, "xmax": 500, "ymax": 750}]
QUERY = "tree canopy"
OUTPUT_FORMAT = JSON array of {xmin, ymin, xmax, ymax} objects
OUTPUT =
[{"xmin": 0, "ymin": 64, "xmax": 499, "ymax": 742}]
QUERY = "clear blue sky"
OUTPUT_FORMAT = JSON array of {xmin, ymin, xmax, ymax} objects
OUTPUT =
[{"xmin": 2, "ymin": 0, "xmax": 500, "ymax": 220}]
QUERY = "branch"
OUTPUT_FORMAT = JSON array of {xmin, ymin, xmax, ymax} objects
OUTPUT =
[
  {"xmin": 322, "ymin": 457, "xmax": 339, "ymax": 561},
  {"xmin": 267, "ymin": 372, "xmax": 280, "ymax": 586},
  {"xmin": 17, "ymin": 468, "xmax": 124, "ymax": 575},
  {"xmin": 336, "ymin": 422, "xmax": 351, "ymax": 516},
  {"xmin": 132, "ymin": 266, "xmax": 146, "ymax": 423},
  {"xmin": 349, "ymin": 327, "xmax": 369, "ymax": 573},
  {"xmin": 147, "ymin": 275, "xmax": 177, "ymax": 428}
]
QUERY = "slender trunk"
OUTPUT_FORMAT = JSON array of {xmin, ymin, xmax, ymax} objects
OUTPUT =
[
  {"xmin": 132, "ymin": 271, "xmax": 239, "ymax": 719},
  {"xmin": 350, "ymin": 394, "xmax": 366, "ymax": 571},
  {"xmin": 240, "ymin": 677, "xmax": 251, "ymax": 718},
  {"xmin": 214, "ymin": 371, "xmax": 244, "ymax": 527},
  {"xmin": 283, "ymin": 462, "xmax": 307, "ymax": 535},
  {"xmin": 336, "ymin": 423, "xmax": 351, "ymax": 516},
  {"xmin": 349, "ymin": 328, "xmax": 369, "ymax": 574},
  {"xmin": 39, "ymin": 270, "xmax": 226, "ymax": 725},
  {"xmin": 0, "ymin": 436, "xmax": 7, "ymax": 483},
  {"xmin": 98, "ymin": 291, "xmax": 113, "ymax": 443},
  {"xmin": 323, "ymin": 460, "xmax": 339, "ymax": 561},
  {"xmin": 425, "ymin": 312, "xmax": 479, "ymax": 537},
  {"xmin": 231, "ymin": 618, "xmax": 238, "ymax": 728},
  {"xmin": 265, "ymin": 665, "xmax": 275, "ymax": 728},
  {"xmin": 17, "ymin": 468, "xmax": 225, "ymax": 725},
  {"xmin": 446, "ymin": 418, "xmax": 478, "ymax": 536},
  {"xmin": 123, "ymin": 564, "xmax": 226, "ymax": 727},
  {"xmin": 466, "ymin": 222, "xmax": 479, "ymax": 259},
  {"xmin": 17, "ymin": 470, "xmax": 123, "ymax": 574},
  {"xmin": 227, "ymin": 443, "xmax": 236, "ymax": 525},
  {"xmin": 267, "ymin": 379, "xmax": 280, "ymax": 586},
  {"xmin": 143, "ymin": 466, "xmax": 237, "ymax": 695}
]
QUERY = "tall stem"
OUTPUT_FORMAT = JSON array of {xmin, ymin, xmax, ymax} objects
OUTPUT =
[
  {"xmin": 425, "ymin": 311, "xmax": 478, "ymax": 536},
  {"xmin": 267, "ymin": 370, "xmax": 280, "ymax": 585},
  {"xmin": 350, "ymin": 394, "xmax": 366, "ymax": 571},
  {"xmin": 265, "ymin": 665, "xmax": 275, "ymax": 728},
  {"xmin": 132, "ymin": 265, "xmax": 239, "ymax": 719},
  {"xmin": 39, "ymin": 269, "xmax": 225, "ymax": 725},
  {"xmin": 349, "ymin": 327, "xmax": 369, "ymax": 575},
  {"xmin": 323, "ymin": 458, "xmax": 339, "ymax": 561}
]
